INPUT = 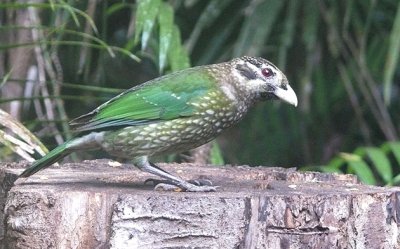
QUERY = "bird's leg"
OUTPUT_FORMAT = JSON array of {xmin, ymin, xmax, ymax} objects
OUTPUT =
[
  {"xmin": 145, "ymin": 178, "xmax": 213, "ymax": 187},
  {"xmin": 144, "ymin": 163, "xmax": 213, "ymax": 187},
  {"xmin": 133, "ymin": 156, "xmax": 217, "ymax": 192}
]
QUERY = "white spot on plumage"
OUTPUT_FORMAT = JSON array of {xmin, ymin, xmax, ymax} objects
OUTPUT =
[
  {"xmin": 142, "ymin": 96, "xmax": 158, "ymax": 106},
  {"xmin": 148, "ymin": 132, "xmax": 157, "ymax": 137},
  {"xmin": 141, "ymin": 143, "xmax": 151, "ymax": 149},
  {"xmin": 118, "ymin": 132, "xmax": 128, "ymax": 137},
  {"xmin": 206, "ymin": 109, "xmax": 215, "ymax": 115},
  {"xmin": 171, "ymin": 93, "xmax": 181, "ymax": 100},
  {"xmin": 220, "ymin": 85, "xmax": 237, "ymax": 102},
  {"xmin": 134, "ymin": 136, "xmax": 144, "ymax": 141},
  {"xmin": 159, "ymin": 136, "xmax": 169, "ymax": 141}
]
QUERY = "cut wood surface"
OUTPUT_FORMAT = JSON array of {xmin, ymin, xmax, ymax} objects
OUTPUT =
[{"xmin": 0, "ymin": 160, "xmax": 399, "ymax": 249}]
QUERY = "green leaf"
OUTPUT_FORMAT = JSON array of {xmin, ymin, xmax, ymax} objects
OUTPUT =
[
  {"xmin": 106, "ymin": 2, "xmax": 133, "ymax": 16},
  {"xmin": 383, "ymin": 2, "xmax": 400, "ymax": 105},
  {"xmin": 0, "ymin": 40, "xmax": 139, "ymax": 61},
  {"xmin": 0, "ymin": 109, "xmax": 48, "ymax": 161},
  {"xmin": 0, "ymin": 2, "xmax": 98, "ymax": 33},
  {"xmin": 210, "ymin": 141, "xmax": 224, "ymax": 166},
  {"xmin": 364, "ymin": 147, "xmax": 392, "ymax": 184},
  {"xmin": 319, "ymin": 166, "xmax": 343, "ymax": 174},
  {"xmin": 326, "ymin": 157, "xmax": 345, "ymax": 170},
  {"xmin": 392, "ymin": 174, "xmax": 400, "ymax": 185},
  {"xmin": 384, "ymin": 142, "xmax": 400, "ymax": 167},
  {"xmin": 185, "ymin": 0, "xmax": 233, "ymax": 53},
  {"xmin": 158, "ymin": 2, "xmax": 174, "ymax": 72},
  {"xmin": 278, "ymin": 0, "xmax": 298, "ymax": 69},
  {"xmin": 0, "ymin": 68, "xmax": 12, "ymax": 89},
  {"xmin": 134, "ymin": 0, "xmax": 161, "ymax": 50},
  {"xmin": 168, "ymin": 26, "xmax": 190, "ymax": 71},
  {"xmin": 302, "ymin": 1, "xmax": 319, "ymax": 51},
  {"xmin": 347, "ymin": 159, "xmax": 376, "ymax": 185},
  {"xmin": 233, "ymin": 0, "xmax": 283, "ymax": 57},
  {"xmin": 196, "ymin": 13, "xmax": 240, "ymax": 65}
]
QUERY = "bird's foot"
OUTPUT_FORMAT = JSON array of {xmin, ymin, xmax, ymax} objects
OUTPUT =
[
  {"xmin": 154, "ymin": 183, "xmax": 218, "ymax": 192},
  {"xmin": 145, "ymin": 178, "xmax": 217, "ymax": 192},
  {"xmin": 188, "ymin": 178, "xmax": 213, "ymax": 186},
  {"xmin": 179, "ymin": 184, "xmax": 218, "ymax": 192}
]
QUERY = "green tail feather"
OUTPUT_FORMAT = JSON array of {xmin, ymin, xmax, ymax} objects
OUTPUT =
[{"xmin": 19, "ymin": 142, "xmax": 71, "ymax": 178}]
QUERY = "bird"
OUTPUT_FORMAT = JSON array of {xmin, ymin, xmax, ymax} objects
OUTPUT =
[{"xmin": 19, "ymin": 56, "xmax": 298, "ymax": 192}]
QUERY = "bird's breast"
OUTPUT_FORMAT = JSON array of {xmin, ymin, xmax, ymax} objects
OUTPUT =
[
  {"xmin": 100, "ymin": 106, "xmax": 247, "ymax": 158},
  {"xmin": 100, "ymin": 88, "xmax": 251, "ymax": 158}
]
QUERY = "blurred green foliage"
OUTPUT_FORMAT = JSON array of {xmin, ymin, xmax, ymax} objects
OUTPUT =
[
  {"xmin": 0, "ymin": 0, "xmax": 400, "ymax": 184},
  {"xmin": 303, "ymin": 142, "xmax": 400, "ymax": 186}
]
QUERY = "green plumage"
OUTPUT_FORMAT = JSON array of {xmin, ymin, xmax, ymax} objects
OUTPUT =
[
  {"xmin": 71, "ymin": 67, "xmax": 217, "ymax": 132},
  {"xmin": 20, "ymin": 143, "xmax": 70, "ymax": 177},
  {"xmin": 19, "ymin": 57, "xmax": 298, "ymax": 192}
]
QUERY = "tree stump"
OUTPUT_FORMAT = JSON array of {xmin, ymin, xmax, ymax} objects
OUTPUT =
[{"xmin": 0, "ymin": 160, "xmax": 399, "ymax": 249}]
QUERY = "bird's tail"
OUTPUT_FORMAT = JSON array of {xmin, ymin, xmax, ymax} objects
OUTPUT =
[
  {"xmin": 19, "ymin": 132, "xmax": 102, "ymax": 178},
  {"xmin": 19, "ymin": 142, "xmax": 72, "ymax": 178}
]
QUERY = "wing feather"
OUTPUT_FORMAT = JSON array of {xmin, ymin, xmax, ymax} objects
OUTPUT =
[{"xmin": 70, "ymin": 67, "xmax": 214, "ymax": 132}]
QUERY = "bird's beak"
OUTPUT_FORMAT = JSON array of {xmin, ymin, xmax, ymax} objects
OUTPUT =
[{"xmin": 273, "ymin": 84, "xmax": 298, "ymax": 107}]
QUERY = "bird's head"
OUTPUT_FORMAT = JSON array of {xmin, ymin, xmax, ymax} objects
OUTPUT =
[{"xmin": 232, "ymin": 56, "xmax": 298, "ymax": 107}]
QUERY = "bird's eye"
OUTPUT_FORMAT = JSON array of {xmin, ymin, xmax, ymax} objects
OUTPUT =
[{"xmin": 261, "ymin": 68, "xmax": 273, "ymax": 77}]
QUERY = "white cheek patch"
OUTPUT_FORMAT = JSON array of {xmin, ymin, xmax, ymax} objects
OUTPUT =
[
  {"xmin": 220, "ymin": 85, "xmax": 237, "ymax": 102},
  {"xmin": 246, "ymin": 78, "xmax": 266, "ymax": 92}
]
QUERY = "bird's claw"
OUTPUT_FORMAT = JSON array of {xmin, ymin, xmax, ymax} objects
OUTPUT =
[
  {"xmin": 188, "ymin": 179, "xmax": 213, "ymax": 186},
  {"xmin": 154, "ymin": 183, "xmax": 218, "ymax": 192},
  {"xmin": 154, "ymin": 183, "xmax": 183, "ymax": 192},
  {"xmin": 145, "ymin": 178, "xmax": 217, "ymax": 192},
  {"xmin": 182, "ymin": 184, "xmax": 218, "ymax": 192},
  {"xmin": 144, "ymin": 178, "xmax": 170, "ymax": 186}
]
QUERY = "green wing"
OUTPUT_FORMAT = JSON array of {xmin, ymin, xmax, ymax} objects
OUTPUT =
[{"xmin": 70, "ymin": 67, "xmax": 215, "ymax": 132}]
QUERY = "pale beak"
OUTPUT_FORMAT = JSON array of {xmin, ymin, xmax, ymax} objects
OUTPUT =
[{"xmin": 273, "ymin": 84, "xmax": 298, "ymax": 107}]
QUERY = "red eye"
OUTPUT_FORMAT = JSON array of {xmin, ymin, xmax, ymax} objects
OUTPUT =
[{"xmin": 261, "ymin": 68, "xmax": 273, "ymax": 77}]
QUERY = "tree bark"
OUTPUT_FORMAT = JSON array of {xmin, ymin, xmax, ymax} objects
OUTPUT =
[{"xmin": 1, "ymin": 160, "xmax": 399, "ymax": 249}]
